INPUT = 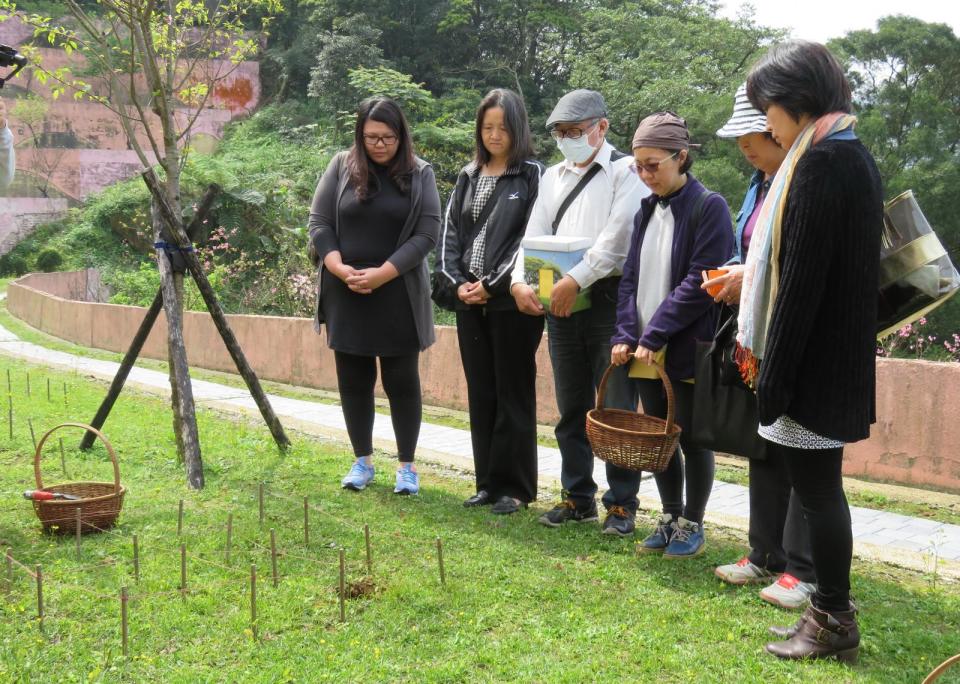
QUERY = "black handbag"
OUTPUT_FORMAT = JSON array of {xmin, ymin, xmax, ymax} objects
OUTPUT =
[
  {"xmin": 692, "ymin": 306, "xmax": 767, "ymax": 460},
  {"xmin": 430, "ymin": 271, "xmax": 458, "ymax": 311}
]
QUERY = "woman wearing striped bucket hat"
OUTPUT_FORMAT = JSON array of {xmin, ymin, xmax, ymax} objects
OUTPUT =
[{"xmin": 704, "ymin": 84, "xmax": 818, "ymax": 612}]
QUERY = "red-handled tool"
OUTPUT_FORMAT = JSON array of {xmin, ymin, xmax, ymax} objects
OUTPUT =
[{"xmin": 23, "ymin": 490, "xmax": 81, "ymax": 501}]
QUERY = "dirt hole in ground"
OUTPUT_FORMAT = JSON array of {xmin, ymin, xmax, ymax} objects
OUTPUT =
[{"xmin": 338, "ymin": 576, "xmax": 379, "ymax": 599}]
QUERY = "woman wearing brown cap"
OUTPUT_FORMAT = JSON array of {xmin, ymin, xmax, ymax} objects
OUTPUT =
[{"xmin": 610, "ymin": 112, "xmax": 733, "ymax": 557}]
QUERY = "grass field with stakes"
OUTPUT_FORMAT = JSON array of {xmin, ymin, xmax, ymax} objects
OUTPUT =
[{"xmin": 0, "ymin": 355, "xmax": 958, "ymax": 683}]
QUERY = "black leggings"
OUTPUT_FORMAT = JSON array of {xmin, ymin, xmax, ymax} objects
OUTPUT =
[
  {"xmin": 775, "ymin": 441, "xmax": 852, "ymax": 612},
  {"xmin": 333, "ymin": 351, "xmax": 422, "ymax": 462},
  {"xmin": 635, "ymin": 378, "xmax": 715, "ymax": 524}
]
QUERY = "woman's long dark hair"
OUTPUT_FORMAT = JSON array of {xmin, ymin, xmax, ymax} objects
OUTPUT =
[
  {"xmin": 473, "ymin": 88, "xmax": 535, "ymax": 169},
  {"xmin": 347, "ymin": 97, "xmax": 416, "ymax": 201}
]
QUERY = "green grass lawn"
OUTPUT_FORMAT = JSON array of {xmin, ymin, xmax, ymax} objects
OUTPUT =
[{"xmin": 0, "ymin": 356, "xmax": 958, "ymax": 682}]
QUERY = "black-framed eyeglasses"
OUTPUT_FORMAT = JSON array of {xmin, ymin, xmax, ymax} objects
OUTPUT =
[
  {"xmin": 551, "ymin": 120, "xmax": 599, "ymax": 141},
  {"xmin": 363, "ymin": 134, "xmax": 398, "ymax": 147},
  {"xmin": 633, "ymin": 152, "xmax": 678, "ymax": 174}
]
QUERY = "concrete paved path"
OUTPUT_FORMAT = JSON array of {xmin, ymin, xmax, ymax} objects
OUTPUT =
[{"xmin": 1, "ymin": 318, "xmax": 958, "ymax": 575}]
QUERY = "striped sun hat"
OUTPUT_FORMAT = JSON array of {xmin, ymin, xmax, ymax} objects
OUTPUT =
[{"xmin": 716, "ymin": 83, "xmax": 768, "ymax": 139}]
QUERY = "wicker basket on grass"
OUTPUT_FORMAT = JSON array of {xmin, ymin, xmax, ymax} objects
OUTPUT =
[
  {"xmin": 31, "ymin": 422, "xmax": 125, "ymax": 534},
  {"xmin": 586, "ymin": 363, "xmax": 682, "ymax": 473}
]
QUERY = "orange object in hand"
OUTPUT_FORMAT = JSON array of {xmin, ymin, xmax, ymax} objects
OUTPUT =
[{"xmin": 704, "ymin": 269, "xmax": 728, "ymax": 298}]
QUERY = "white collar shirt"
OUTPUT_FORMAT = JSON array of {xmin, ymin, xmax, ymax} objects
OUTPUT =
[{"xmin": 510, "ymin": 140, "xmax": 648, "ymax": 289}]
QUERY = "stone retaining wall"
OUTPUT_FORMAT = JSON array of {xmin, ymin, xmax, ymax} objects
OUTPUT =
[{"xmin": 7, "ymin": 271, "xmax": 960, "ymax": 493}]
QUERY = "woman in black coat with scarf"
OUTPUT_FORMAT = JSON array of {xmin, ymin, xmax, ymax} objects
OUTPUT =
[{"xmin": 737, "ymin": 41, "xmax": 883, "ymax": 662}]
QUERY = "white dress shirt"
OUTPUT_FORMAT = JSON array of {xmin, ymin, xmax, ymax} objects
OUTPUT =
[
  {"xmin": 0, "ymin": 125, "xmax": 13, "ymax": 193},
  {"xmin": 510, "ymin": 141, "xmax": 648, "ymax": 289}
]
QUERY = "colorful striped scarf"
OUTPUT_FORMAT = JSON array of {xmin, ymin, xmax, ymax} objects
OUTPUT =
[{"xmin": 736, "ymin": 112, "xmax": 858, "ymax": 386}]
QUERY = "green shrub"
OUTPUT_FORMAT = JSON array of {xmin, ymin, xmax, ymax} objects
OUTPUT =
[
  {"xmin": 0, "ymin": 254, "xmax": 29, "ymax": 277},
  {"xmin": 36, "ymin": 248, "xmax": 64, "ymax": 272}
]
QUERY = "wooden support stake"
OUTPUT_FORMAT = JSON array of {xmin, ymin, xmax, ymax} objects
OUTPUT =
[
  {"xmin": 338, "ymin": 548, "xmax": 346, "ymax": 623},
  {"xmin": 25, "ymin": 371, "xmax": 30, "ymax": 398},
  {"xmin": 303, "ymin": 497, "xmax": 309, "ymax": 546},
  {"xmin": 180, "ymin": 543, "xmax": 187, "ymax": 599},
  {"xmin": 75, "ymin": 507, "xmax": 82, "ymax": 561},
  {"xmin": 364, "ymin": 524, "xmax": 372, "ymax": 576},
  {"xmin": 35, "ymin": 564, "xmax": 43, "ymax": 632},
  {"xmin": 120, "ymin": 586, "xmax": 129, "ymax": 657},
  {"xmin": 250, "ymin": 564, "xmax": 258, "ymax": 642},
  {"xmin": 28, "ymin": 418, "xmax": 36, "ymax": 452},
  {"xmin": 258, "ymin": 483, "xmax": 264, "ymax": 527},
  {"xmin": 436, "ymin": 537, "xmax": 446, "ymax": 586},
  {"xmin": 225, "ymin": 513, "xmax": 233, "ymax": 565},
  {"xmin": 177, "ymin": 499, "xmax": 184, "ymax": 537},
  {"xmin": 132, "ymin": 535, "xmax": 140, "ymax": 583},
  {"xmin": 46, "ymin": 378, "xmax": 50, "ymax": 402},
  {"xmin": 141, "ymin": 170, "xmax": 291, "ymax": 453},
  {"xmin": 59, "ymin": 438, "xmax": 66, "ymax": 477},
  {"xmin": 80, "ymin": 290, "xmax": 164, "ymax": 450},
  {"xmin": 270, "ymin": 528, "xmax": 278, "ymax": 588},
  {"xmin": 63, "ymin": 382, "xmax": 67, "ymax": 407},
  {"xmin": 5, "ymin": 368, "xmax": 10, "ymax": 394}
]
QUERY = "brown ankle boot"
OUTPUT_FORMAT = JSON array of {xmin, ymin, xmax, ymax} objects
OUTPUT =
[
  {"xmin": 768, "ymin": 612, "xmax": 808, "ymax": 640},
  {"xmin": 766, "ymin": 604, "xmax": 859, "ymax": 662}
]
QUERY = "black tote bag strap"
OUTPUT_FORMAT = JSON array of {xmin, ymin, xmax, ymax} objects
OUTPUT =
[{"xmin": 551, "ymin": 164, "xmax": 603, "ymax": 234}]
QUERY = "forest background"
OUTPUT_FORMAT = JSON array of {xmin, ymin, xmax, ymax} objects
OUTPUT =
[{"xmin": 5, "ymin": 0, "xmax": 960, "ymax": 359}]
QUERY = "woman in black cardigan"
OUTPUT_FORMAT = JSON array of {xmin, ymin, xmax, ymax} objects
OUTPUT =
[
  {"xmin": 308, "ymin": 97, "xmax": 441, "ymax": 496},
  {"xmin": 738, "ymin": 41, "xmax": 882, "ymax": 662},
  {"xmin": 434, "ymin": 89, "xmax": 544, "ymax": 514}
]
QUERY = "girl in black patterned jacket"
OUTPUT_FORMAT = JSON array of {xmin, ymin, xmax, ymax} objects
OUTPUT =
[{"xmin": 433, "ymin": 88, "xmax": 544, "ymax": 514}]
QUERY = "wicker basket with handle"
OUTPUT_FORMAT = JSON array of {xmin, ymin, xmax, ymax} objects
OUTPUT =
[
  {"xmin": 586, "ymin": 363, "xmax": 682, "ymax": 473},
  {"xmin": 31, "ymin": 422, "xmax": 126, "ymax": 534}
]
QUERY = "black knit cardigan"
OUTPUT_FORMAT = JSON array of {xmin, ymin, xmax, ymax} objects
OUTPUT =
[{"xmin": 756, "ymin": 138, "xmax": 883, "ymax": 443}]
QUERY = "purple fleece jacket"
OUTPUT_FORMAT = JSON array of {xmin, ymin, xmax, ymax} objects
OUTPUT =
[{"xmin": 611, "ymin": 175, "xmax": 734, "ymax": 382}]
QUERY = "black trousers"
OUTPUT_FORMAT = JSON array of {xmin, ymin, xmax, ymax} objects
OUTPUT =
[
  {"xmin": 456, "ymin": 307, "xmax": 544, "ymax": 503},
  {"xmin": 333, "ymin": 351, "xmax": 422, "ymax": 462},
  {"xmin": 773, "ymin": 441, "xmax": 852, "ymax": 612},
  {"xmin": 635, "ymin": 378, "xmax": 714, "ymax": 524},
  {"xmin": 747, "ymin": 450, "xmax": 815, "ymax": 582}
]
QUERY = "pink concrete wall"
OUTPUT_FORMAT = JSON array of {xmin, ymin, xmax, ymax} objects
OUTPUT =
[{"xmin": 8, "ymin": 272, "xmax": 959, "ymax": 493}]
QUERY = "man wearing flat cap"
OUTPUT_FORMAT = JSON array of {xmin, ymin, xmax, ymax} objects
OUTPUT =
[{"xmin": 510, "ymin": 88, "xmax": 649, "ymax": 534}]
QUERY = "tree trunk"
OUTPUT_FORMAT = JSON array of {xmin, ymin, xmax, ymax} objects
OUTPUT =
[{"xmin": 153, "ymin": 198, "xmax": 204, "ymax": 489}]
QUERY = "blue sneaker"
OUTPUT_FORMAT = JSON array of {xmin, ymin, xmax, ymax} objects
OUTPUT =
[
  {"xmin": 394, "ymin": 463, "xmax": 419, "ymax": 495},
  {"xmin": 638, "ymin": 514, "xmax": 676, "ymax": 553},
  {"xmin": 341, "ymin": 459, "xmax": 375, "ymax": 491},
  {"xmin": 664, "ymin": 517, "xmax": 705, "ymax": 558}
]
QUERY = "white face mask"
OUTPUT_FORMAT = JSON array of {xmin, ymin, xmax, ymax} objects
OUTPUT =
[{"xmin": 556, "ymin": 127, "xmax": 600, "ymax": 164}]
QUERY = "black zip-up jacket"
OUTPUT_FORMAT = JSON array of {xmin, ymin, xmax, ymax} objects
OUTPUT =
[{"xmin": 435, "ymin": 159, "xmax": 543, "ymax": 311}]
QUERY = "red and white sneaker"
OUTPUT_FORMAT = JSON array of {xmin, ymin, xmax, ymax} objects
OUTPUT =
[
  {"xmin": 714, "ymin": 556, "xmax": 776, "ymax": 585},
  {"xmin": 760, "ymin": 573, "xmax": 817, "ymax": 610}
]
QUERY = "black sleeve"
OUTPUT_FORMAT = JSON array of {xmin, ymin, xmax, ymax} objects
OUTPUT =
[{"xmin": 436, "ymin": 172, "xmax": 469, "ymax": 287}]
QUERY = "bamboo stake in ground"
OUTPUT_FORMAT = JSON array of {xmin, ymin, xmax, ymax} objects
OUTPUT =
[
  {"xmin": 35, "ymin": 564, "xmax": 43, "ymax": 632},
  {"xmin": 250, "ymin": 564, "xmax": 258, "ymax": 642},
  {"xmin": 258, "ymin": 483, "xmax": 264, "ymax": 527},
  {"xmin": 28, "ymin": 418, "xmax": 36, "ymax": 452},
  {"xmin": 270, "ymin": 528, "xmax": 278, "ymax": 588},
  {"xmin": 180, "ymin": 543, "xmax": 187, "ymax": 599},
  {"xmin": 225, "ymin": 513, "xmax": 233, "ymax": 565},
  {"xmin": 59, "ymin": 438, "xmax": 66, "ymax": 476},
  {"xmin": 120, "ymin": 586, "xmax": 129, "ymax": 657},
  {"xmin": 436, "ymin": 537, "xmax": 446, "ymax": 586},
  {"xmin": 303, "ymin": 497, "xmax": 309, "ymax": 546},
  {"xmin": 46, "ymin": 378, "xmax": 50, "ymax": 402},
  {"xmin": 364, "ymin": 524, "xmax": 372, "ymax": 576},
  {"xmin": 63, "ymin": 382, "xmax": 67, "ymax": 408},
  {"xmin": 133, "ymin": 535, "xmax": 140, "ymax": 583},
  {"xmin": 177, "ymin": 499, "xmax": 184, "ymax": 537},
  {"xmin": 338, "ymin": 548, "xmax": 346, "ymax": 623},
  {"xmin": 75, "ymin": 507, "xmax": 82, "ymax": 560},
  {"xmin": 6, "ymin": 368, "xmax": 10, "ymax": 394},
  {"xmin": 26, "ymin": 371, "xmax": 30, "ymax": 398}
]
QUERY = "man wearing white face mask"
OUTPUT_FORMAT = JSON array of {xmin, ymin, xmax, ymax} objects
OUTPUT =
[{"xmin": 510, "ymin": 89, "xmax": 649, "ymax": 535}]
